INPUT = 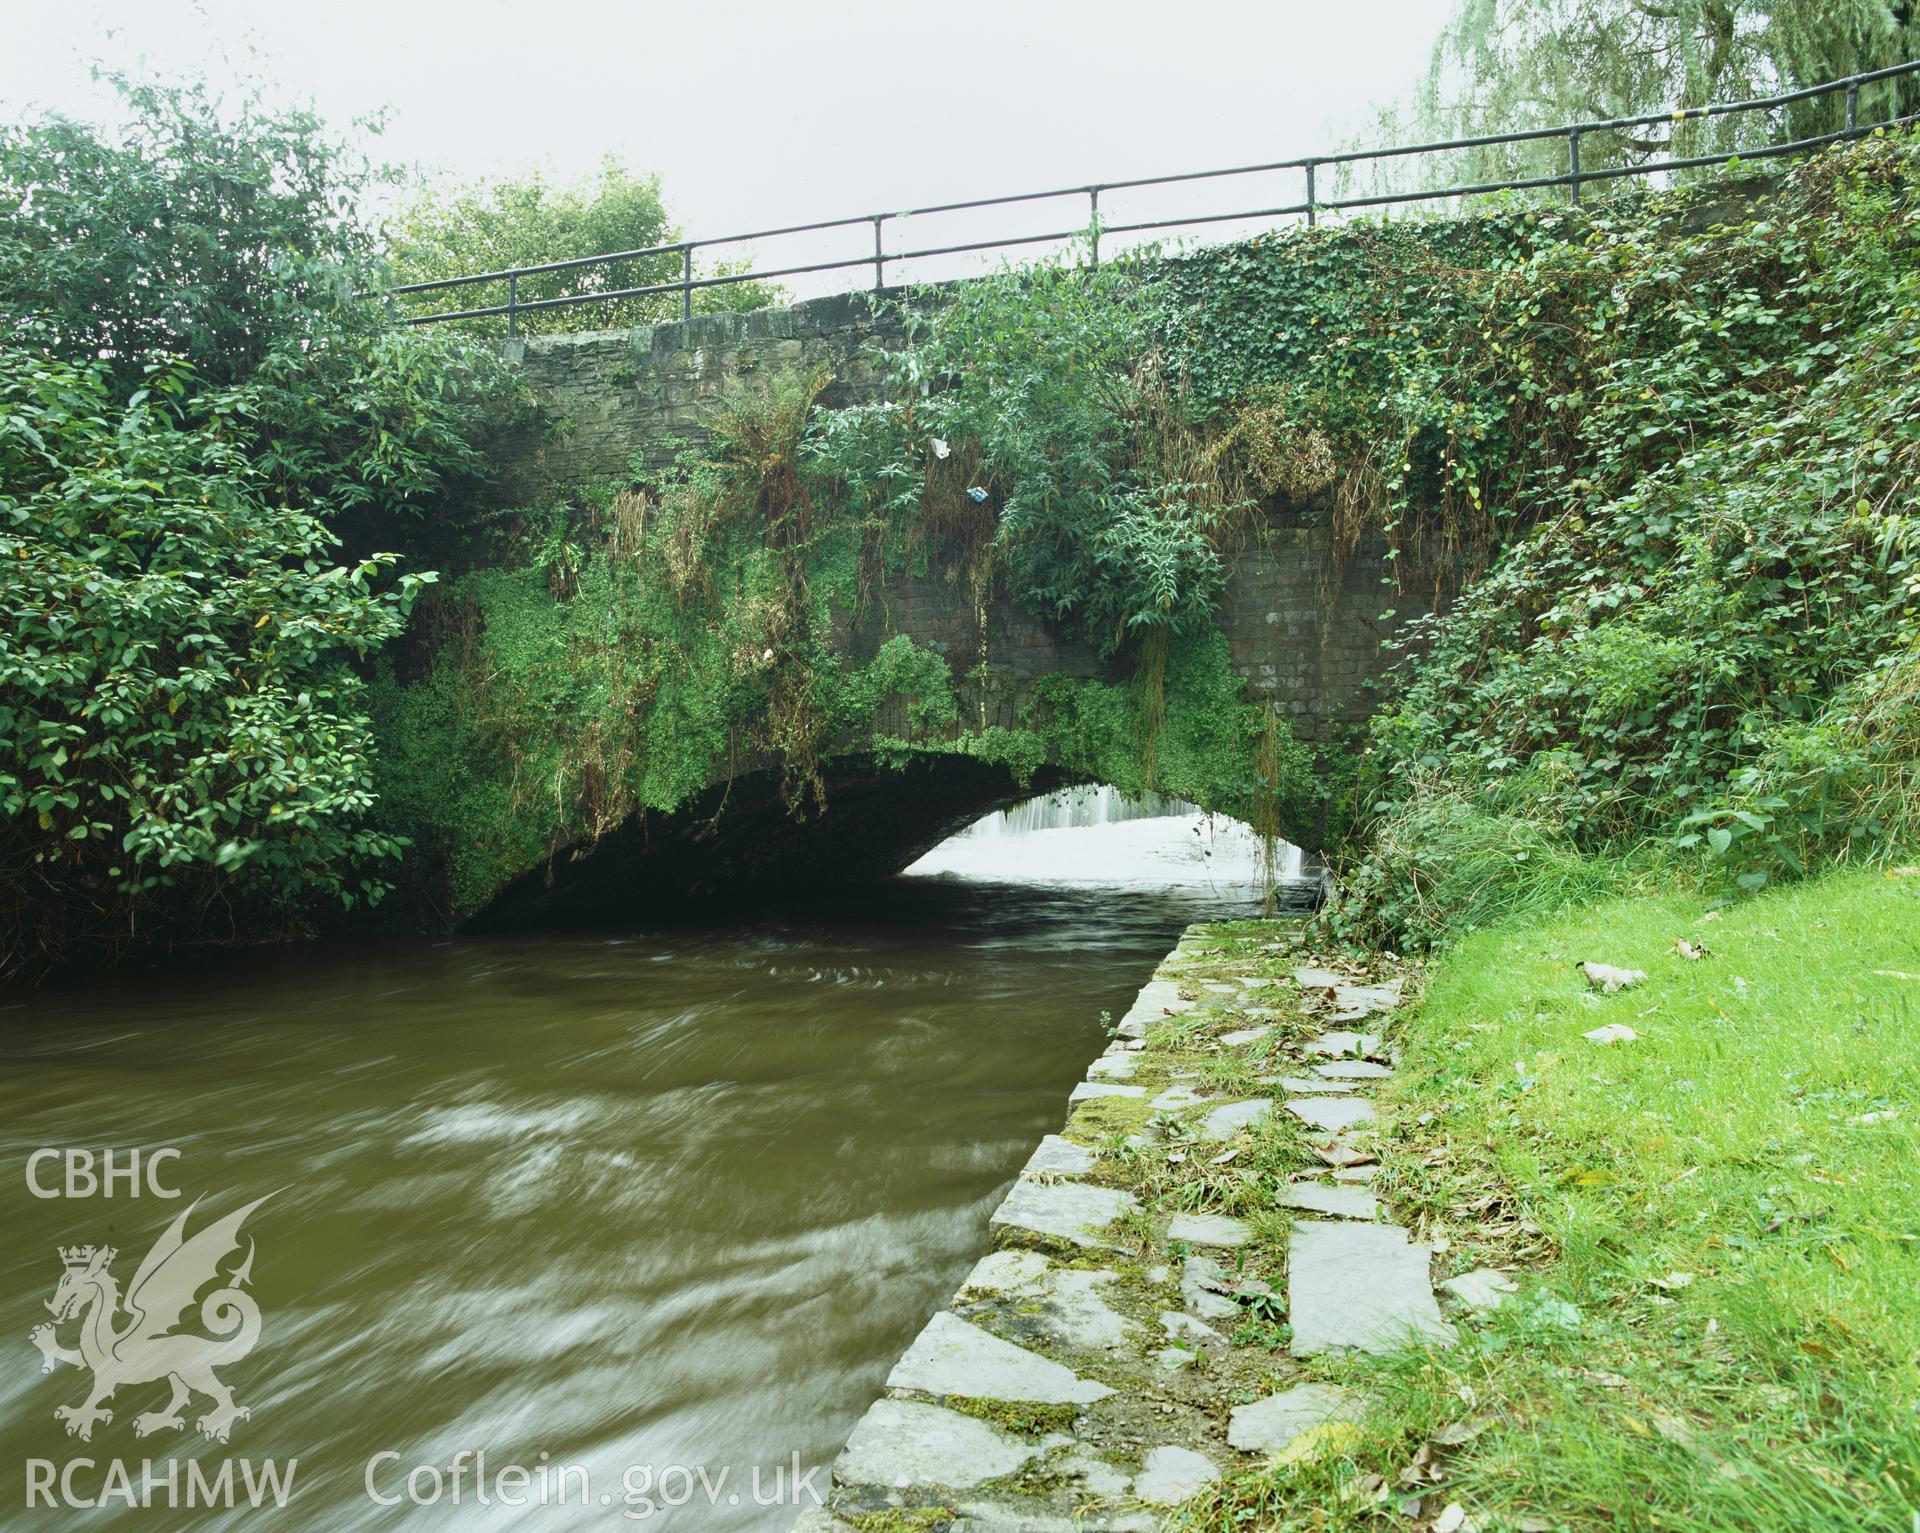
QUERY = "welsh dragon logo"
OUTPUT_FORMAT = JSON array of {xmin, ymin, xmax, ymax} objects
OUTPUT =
[{"xmin": 29, "ymin": 1194, "xmax": 273, "ymax": 1443}]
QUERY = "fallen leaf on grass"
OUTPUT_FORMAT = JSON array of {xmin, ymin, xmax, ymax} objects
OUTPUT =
[
  {"xmin": 1582, "ymin": 961, "xmax": 1647, "ymax": 993},
  {"xmin": 1311, "ymin": 1140, "xmax": 1377, "ymax": 1169},
  {"xmin": 1433, "ymin": 1503, "xmax": 1473, "ymax": 1533},
  {"xmin": 1275, "ymin": 1421, "xmax": 1360, "ymax": 1466},
  {"xmin": 1650, "ymin": 1270, "xmax": 1695, "ymax": 1291},
  {"xmin": 1649, "ymin": 1412, "xmax": 1742, "ymax": 1482},
  {"xmin": 1397, "ymin": 1442, "xmax": 1444, "ymax": 1488},
  {"xmin": 1673, "ymin": 938, "xmax": 1708, "ymax": 961},
  {"xmin": 1583, "ymin": 1023, "xmax": 1639, "ymax": 1045}
]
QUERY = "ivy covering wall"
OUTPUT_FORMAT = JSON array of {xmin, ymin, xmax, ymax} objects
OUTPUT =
[{"xmin": 370, "ymin": 133, "xmax": 1920, "ymax": 939}]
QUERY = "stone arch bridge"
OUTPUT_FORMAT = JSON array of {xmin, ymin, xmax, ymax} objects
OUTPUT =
[{"xmin": 468, "ymin": 295, "xmax": 1442, "ymax": 928}]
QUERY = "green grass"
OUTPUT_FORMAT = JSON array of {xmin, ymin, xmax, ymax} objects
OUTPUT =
[{"xmin": 1183, "ymin": 866, "xmax": 1920, "ymax": 1531}]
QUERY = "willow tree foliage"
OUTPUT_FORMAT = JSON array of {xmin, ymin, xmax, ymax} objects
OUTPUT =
[{"xmin": 1365, "ymin": 0, "xmax": 1919, "ymax": 188}]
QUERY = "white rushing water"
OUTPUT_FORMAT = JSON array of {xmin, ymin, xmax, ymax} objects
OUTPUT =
[{"xmin": 906, "ymin": 784, "xmax": 1303, "ymax": 893}]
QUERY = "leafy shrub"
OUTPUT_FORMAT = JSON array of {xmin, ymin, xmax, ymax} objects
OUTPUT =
[
  {"xmin": 1294, "ymin": 134, "xmax": 1920, "ymax": 944},
  {"xmin": 0, "ymin": 73, "xmax": 515, "ymax": 969},
  {"xmin": 0, "ymin": 352, "xmax": 430, "ymax": 972},
  {"xmin": 815, "ymin": 257, "xmax": 1256, "ymax": 659},
  {"xmin": 1319, "ymin": 776, "xmax": 1642, "ymax": 951}
]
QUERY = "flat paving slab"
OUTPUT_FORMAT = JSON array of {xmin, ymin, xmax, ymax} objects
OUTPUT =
[
  {"xmin": 1133, "ymin": 1445, "xmax": 1219, "ymax": 1506},
  {"xmin": 1441, "ymin": 1267, "xmax": 1519, "ymax": 1311},
  {"xmin": 1270, "ymin": 1075, "xmax": 1356, "ymax": 1094},
  {"xmin": 990, "ymin": 1179, "xmax": 1137, "ymax": 1250},
  {"xmin": 1289, "ymin": 1221, "xmax": 1456, "ymax": 1355},
  {"xmin": 1286, "ymin": 1096, "xmax": 1379, "ymax": 1133},
  {"xmin": 1331, "ymin": 980, "xmax": 1403, "ymax": 1016},
  {"xmin": 1303, "ymin": 1030, "xmax": 1384, "ymax": 1059},
  {"xmin": 1150, "ymin": 1084, "xmax": 1209, "ymax": 1111},
  {"xmin": 835, "ymin": 1397, "xmax": 1042, "ymax": 1489},
  {"xmin": 1279, "ymin": 1180, "xmax": 1380, "ymax": 1220},
  {"xmin": 1038, "ymin": 1268, "xmax": 1132, "ymax": 1349},
  {"xmin": 1166, "ymin": 1211, "xmax": 1251, "ymax": 1248},
  {"xmin": 1159, "ymin": 1310, "xmax": 1223, "ymax": 1347},
  {"xmin": 1180, "ymin": 1254, "xmax": 1251, "ymax": 1321},
  {"xmin": 1315, "ymin": 1059, "xmax": 1394, "ymax": 1080},
  {"xmin": 887, "ymin": 1311, "xmax": 1113, "ymax": 1403},
  {"xmin": 1201, "ymin": 1098, "xmax": 1273, "ymax": 1140},
  {"xmin": 1228, "ymin": 1382, "xmax": 1366, "ymax": 1454},
  {"xmin": 1218, "ymin": 1025, "xmax": 1272, "ymax": 1047}
]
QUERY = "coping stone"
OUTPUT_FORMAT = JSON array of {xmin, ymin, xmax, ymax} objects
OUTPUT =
[
  {"xmin": 1116, "ymin": 978, "xmax": 1193, "ymax": 1039},
  {"xmin": 835, "ymin": 1397, "xmax": 1040, "ymax": 1490},
  {"xmin": 990, "ymin": 1179, "xmax": 1137, "ymax": 1250},
  {"xmin": 1069, "ymin": 1081, "xmax": 1146, "ymax": 1104},
  {"xmin": 886, "ymin": 1311, "xmax": 1112, "ymax": 1403},
  {"xmin": 1020, "ymin": 1135, "xmax": 1096, "ymax": 1178}
]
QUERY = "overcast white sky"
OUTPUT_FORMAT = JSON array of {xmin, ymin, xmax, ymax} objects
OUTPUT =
[{"xmin": 3, "ymin": 1, "xmax": 1452, "ymax": 290}]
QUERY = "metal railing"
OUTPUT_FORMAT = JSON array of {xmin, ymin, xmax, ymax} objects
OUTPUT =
[{"xmin": 389, "ymin": 61, "xmax": 1920, "ymax": 335}]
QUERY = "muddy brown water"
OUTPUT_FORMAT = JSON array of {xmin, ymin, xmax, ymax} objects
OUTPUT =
[{"xmin": 0, "ymin": 875, "xmax": 1279, "ymax": 1529}]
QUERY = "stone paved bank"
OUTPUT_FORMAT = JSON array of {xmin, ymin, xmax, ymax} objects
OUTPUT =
[{"xmin": 793, "ymin": 920, "xmax": 1502, "ymax": 1532}]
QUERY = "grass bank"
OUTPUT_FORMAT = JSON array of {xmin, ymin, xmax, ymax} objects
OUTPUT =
[{"xmin": 1261, "ymin": 866, "xmax": 1919, "ymax": 1531}]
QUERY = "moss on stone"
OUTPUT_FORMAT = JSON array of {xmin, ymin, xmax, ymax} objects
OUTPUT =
[
  {"xmin": 943, "ymin": 1396, "xmax": 1081, "ymax": 1437},
  {"xmin": 845, "ymin": 1508, "xmax": 956, "ymax": 1533},
  {"xmin": 1061, "ymin": 1091, "xmax": 1156, "ymax": 1144}
]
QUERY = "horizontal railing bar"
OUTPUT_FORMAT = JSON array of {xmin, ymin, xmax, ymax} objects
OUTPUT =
[
  {"xmin": 1328, "ymin": 118, "xmax": 1903, "ymax": 213},
  {"xmin": 888, "ymin": 226, "xmax": 1090, "ymax": 264},
  {"xmin": 1091, "ymin": 64, "xmax": 1920, "ymax": 191},
  {"xmin": 385, "ymin": 63, "xmax": 1920, "ymax": 320},
  {"xmin": 1102, "ymin": 202, "xmax": 1313, "ymax": 237},
  {"xmin": 401, "ymin": 252, "xmax": 897, "ymax": 323},
  {"xmin": 384, "ymin": 214, "xmax": 883, "ymax": 294}
]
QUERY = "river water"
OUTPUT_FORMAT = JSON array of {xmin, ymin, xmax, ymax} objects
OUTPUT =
[{"xmin": 0, "ymin": 810, "xmax": 1287, "ymax": 1530}]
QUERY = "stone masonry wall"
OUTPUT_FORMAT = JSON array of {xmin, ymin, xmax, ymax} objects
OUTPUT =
[{"xmin": 493, "ymin": 294, "xmax": 1429, "ymax": 749}]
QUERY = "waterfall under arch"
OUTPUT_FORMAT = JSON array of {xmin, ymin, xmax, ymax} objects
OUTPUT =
[{"xmin": 906, "ymin": 784, "xmax": 1305, "ymax": 893}]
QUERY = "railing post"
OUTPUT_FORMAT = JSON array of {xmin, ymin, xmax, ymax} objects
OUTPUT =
[
  {"xmin": 507, "ymin": 272, "xmax": 518, "ymax": 339},
  {"xmin": 1568, "ymin": 129, "xmax": 1582, "ymax": 205},
  {"xmin": 1847, "ymin": 77, "xmax": 1860, "ymax": 131},
  {"xmin": 1089, "ymin": 186, "xmax": 1100, "ymax": 266},
  {"xmin": 682, "ymin": 248, "xmax": 693, "ymax": 321},
  {"xmin": 872, "ymin": 215, "xmax": 885, "ymax": 293},
  {"xmin": 1305, "ymin": 160, "xmax": 1317, "ymax": 227}
]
